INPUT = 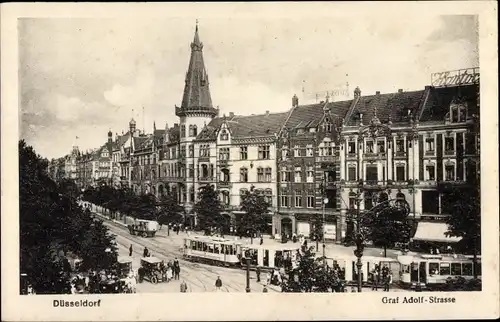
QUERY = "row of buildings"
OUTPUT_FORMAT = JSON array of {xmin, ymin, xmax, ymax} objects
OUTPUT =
[{"xmin": 48, "ymin": 24, "xmax": 480, "ymax": 243}]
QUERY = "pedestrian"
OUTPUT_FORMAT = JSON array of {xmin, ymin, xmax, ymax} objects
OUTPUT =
[
  {"xmin": 260, "ymin": 236, "xmax": 263, "ymax": 245},
  {"xmin": 166, "ymin": 265, "xmax": 173, "ymax": 282},
  {"xmin": 173, "ymin": 257, "xmax": 180, "ymax": 280},
  {"xmin": 384, "ymin": 271, "xmax": 392, "ymax": 292},
  {"xmin": 143, "ymin": 247, "xmax": 149, "ymax": 258},
  {"xmin": 256, "ymin": 266, "xmax": 261, "ymax": 282},
  {"xmin": 371, "ymin": 265, "xmax": 379, "ymax": 291},
  {"xmin": 262, "ymin": 285, "xmax": 268, "ymax": 293},
  {"xmin": 180, "ymin": 280, "xmax": 188, "ymax": 293},
  {"xmin": 129, "ymin": 244, "xmax": 133, "ymax": 257},
  {"xmin": 215, "ymin": 276, "xmax": 222, "ymax": 291}
]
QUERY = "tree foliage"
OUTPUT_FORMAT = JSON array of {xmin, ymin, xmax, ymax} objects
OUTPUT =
[
  {"xmin": 360, "ymin": 199, "xmax": 412, "ymax": 257},
  {"xmin": 19, "ymin": 140, "xmax": 117, "ymax": 294},
  {"xmin": 445, "ymin": 187, "xmax": 481, "ymax": 254},
  {"xmin": 193, "ymin": 184, "xmax": 225, "ymax": 234},
  {"xmin": 280, "ymin": 245, "xmax": 345, "ymax": 293},
  {"xmin": 156, "ymin": 193, "xmax": 184, "ymax": 225},
  {"xmin": 238, "ymin": 188, "xmax": 269, "ymax": 241}
]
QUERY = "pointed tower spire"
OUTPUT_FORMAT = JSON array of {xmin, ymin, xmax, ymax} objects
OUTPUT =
[{"xmin": 177, "ymin": 21, "xmax": 216, "ymax": 118}]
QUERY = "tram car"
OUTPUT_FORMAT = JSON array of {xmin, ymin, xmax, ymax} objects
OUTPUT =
[
  {"xmin": 240, "ymin": 244, "xmax": 301, "ymax": 271},
  {"xmin": 182, "ymin": 236, "xmax": 243, "ymax": 267},
  {"xmin": 127, "ymin": 219, "xmax": 159, "ymax": 237},
  {"xmin": 397, "ymin": 253, "xmax": 481, "ymax": 290},
  {"xmin": 324, "ymin": 255, "xmax": 399, "ymax": 286}
]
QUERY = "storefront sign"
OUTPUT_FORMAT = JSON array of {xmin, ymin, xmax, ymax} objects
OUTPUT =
[
  {"xmin": 431, "ymin": 67, "xmax": 480, "ymax": 87},
  {"xmin": 324, "ymin": 224, "xmax": 336, "ymax": 240},
  {"xmin": 297, "ymin": 222, "xmax": 311, "ymax": 237}
]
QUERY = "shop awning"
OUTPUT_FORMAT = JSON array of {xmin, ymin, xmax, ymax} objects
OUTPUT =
[{"xmin": 412, "ymin": 222, "xmax": 462, "ymax": 243}]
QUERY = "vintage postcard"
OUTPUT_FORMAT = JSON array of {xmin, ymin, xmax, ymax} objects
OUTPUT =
[{"xmin": 1, "ymin": 2, "xmax": 498, "ymax": 321}]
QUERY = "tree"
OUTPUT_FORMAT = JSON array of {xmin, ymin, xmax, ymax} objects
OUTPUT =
[
  {"xmin": 445, "ymin": 187, "xmax": 481, "ymax": 278},
  {"xmin": 193, "ymin": 185, "xmax": 225, "ymax": 235},
  {"xmin": 19, "ymin": 140, "xmax": 118, "ymax": 294},
  {"xmin": 239, "ymin": 187, "xmax": 269, "ymax": 243},
  {"xmin": 156, "ymin": 193, "xmax": 184, "ymax": 226},
  {"xmin": 280, "ymin": 245, "xmax": 341, "ymax": 293},
  {"xmin": 361, "ymin": 199, "xmax": 412, "ymax": 257}
]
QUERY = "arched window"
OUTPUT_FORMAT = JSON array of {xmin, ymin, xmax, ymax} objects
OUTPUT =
[
  {"xmin": 265, "ymin": 189, "xmax": 273, "ymax": 206},
  {"xmin": 240, "ymin": 167, "xmax": 248, "ymax": 182},
  {"xmin": 189, "ymin": 125, "xmax": 194, "ymax": 137},
  {"xmin": 193, "ymin": 125, "xmax": 198, "ymax": 137},
  {"xmin": 220, "ymin": 129, "xmax": 229, "ymax": 141}
]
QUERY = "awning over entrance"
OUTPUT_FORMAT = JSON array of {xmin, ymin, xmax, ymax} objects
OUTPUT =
[{"xmin": 412, "ymin": 222, "xmax": 462, "ymax": 243}]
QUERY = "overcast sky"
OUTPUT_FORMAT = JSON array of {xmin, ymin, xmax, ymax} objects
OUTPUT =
[{"xmin": 19, "ymin": 14, "xmax": 478, "ymax": 159}]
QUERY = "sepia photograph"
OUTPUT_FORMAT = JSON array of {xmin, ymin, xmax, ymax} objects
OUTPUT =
[{"xmin": 2, "ymin": 2, "xmax": 498, "ymax": 321}]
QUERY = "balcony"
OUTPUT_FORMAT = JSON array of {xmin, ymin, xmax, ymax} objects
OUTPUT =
[
  {"xmin": 364, "ymin": 152, "xmax": 386, "ymax": 160},
  {"xmin": 198, "ymin": 156, "xmax": 210, "ymax": 162},
  {"xmin": 325, "ymin": 181, "xmax": 338, "ymax": 189},
  {"xmin": 361, "ymin": 180, "xmax": 387, "ymax": 190},
  {"xmin": 218, "ymin": 181, "xmax": 231, "ymax": 188},
  {"xmin": 424, "ymin": 150, "xmax": 435, "ymax": 156},
  {"xmin": 198, "ymin": 176, "xmax": 214, "ymax": 183},
  {"xmin": 219, "ymin": 159, "xmax": 229, "ymax": 167},
  {"xmin": 346, "ymin": 152, "xmax": 357, "ymax": 160},
  {"xmin": 316, "ymin": 155, "xmax": 336, "ymax": 163},
  {"xmin": 444, "ymin": 149, "xmax": 456, "ymax": 156},
  {"xmin": 394, "ymin": 151, "xmax": 407, "ymax": 158},
  {"xmin": 177, "ymin": 156, "xmax": 186, "ymax": 164}
]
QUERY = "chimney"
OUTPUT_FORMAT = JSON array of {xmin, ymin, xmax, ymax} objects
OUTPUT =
[
  {"xmin": 229, "ymin": 112, "xmax": 234, "ymax": 118},
  {"xmin": 354, "ymin": 86, "xmax": 361, "ymax": 98},
  {"xmin": 292, "ymin": 94, "xmax": 299, "ymax": 107},
  {"xmin": 376, "ymin": 91, "xmax": 380, "ymax": 95},
  {"xmin": 265, "ymin": 111, "xmax": 270, "ymax": 116}
]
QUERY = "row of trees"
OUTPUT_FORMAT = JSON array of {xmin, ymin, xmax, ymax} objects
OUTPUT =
[
  {"xmin": 82, "ymin": 185, "xmax": 184, "ymax": 226},
  {"xmin": 20, "ymin": 140, "xmax": 118, "ymax": 294},
  {"xmin": 83, "ymin": 184, "xmax": 272, "ymax": 240}
]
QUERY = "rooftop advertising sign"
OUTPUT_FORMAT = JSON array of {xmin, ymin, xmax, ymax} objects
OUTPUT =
[{"xmin": 431, "ymin": 67, "xmax": 480, "ymax": 87}]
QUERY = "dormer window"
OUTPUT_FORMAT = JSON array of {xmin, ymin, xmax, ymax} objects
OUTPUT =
[
  {"xmin": 220, "ymin": 129, "xmax": 229, "ymax": 141},
  {"xmin": 323, "ymin": 118, "xmax": 332, "ymax": 132},
  {"xmin": 450, "ymin": 102, "xmax": 467, "ymax": 123}
]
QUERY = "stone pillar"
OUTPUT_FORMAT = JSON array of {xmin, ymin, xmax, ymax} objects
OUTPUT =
[
  {"xmin": 414, "ymin": 137, "xmax": 420, "ymax": 181},
  {"xmin": 340, "ymin": 139, "xmax": 346, "ymax": 180},
  {"xmin": 358, "ymin": 138, "xmax": 363, "ymax": 181},
  {"xmin": 388, "ymin": 136, "xmax": 394, "ymax": 180}
]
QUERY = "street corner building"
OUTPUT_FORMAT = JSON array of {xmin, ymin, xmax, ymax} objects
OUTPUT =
[{"xmin": 48, "ymin": 24, "xmax": 480, "ymax": 244}]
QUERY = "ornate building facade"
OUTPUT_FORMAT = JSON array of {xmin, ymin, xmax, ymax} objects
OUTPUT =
[{"xmin": 52, "ymin": 24, "xmax": 479, "ymax": 243}]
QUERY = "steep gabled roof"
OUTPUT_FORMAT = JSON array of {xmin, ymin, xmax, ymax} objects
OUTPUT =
[
  {"xmin": 419, "ymin": 84, "xmax": 479, "ymax": 122},
  {"xmin": 345, "ymin": 90, "xmax": 426, "ymax": 126},
  {"xmin": 228, "ymin": 112, "xmax": 289, "ymax": 138}
]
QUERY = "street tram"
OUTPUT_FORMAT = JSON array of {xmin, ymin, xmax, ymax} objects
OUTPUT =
[
  {"xmin": 240, "ymin": 243, "xmax": 300, "ymax": 271},
  {"xmin": 397, "ymin": 253, "xmax": 481, "ymax": 290},
  {"xmin": 127, "ymin": 219, "xmax": 159, "ymax": 237},
  {"xmin": 182, "ymin": 236, "xmax": 243, "ymax": 267},
  {"xmin": 324, "ymin": 255, "xmax": 400, "ymax": 286}
]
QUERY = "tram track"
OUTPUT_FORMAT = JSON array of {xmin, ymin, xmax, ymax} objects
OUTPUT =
[
  {"xmin": 85, "ymin": 205, "xmax": 278, "ymax": 293},
  {"xmin": 100, "ymin": 214, "xmax": 251, "ymax": 292}
]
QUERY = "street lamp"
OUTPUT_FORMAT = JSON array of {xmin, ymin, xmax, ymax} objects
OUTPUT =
[
  {"xmin": 245, "ymin": 250, "xmax": 251, "ymax": 293},
  {"xmin": 354, "ymin": 196, "xmax": 364, "ymax": 293},
  {"xmin": 322, "ymin": 196, "xmax": 328, "ymax": 266}
]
